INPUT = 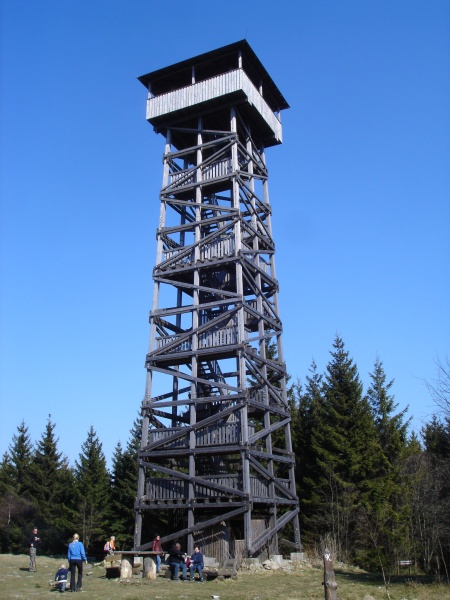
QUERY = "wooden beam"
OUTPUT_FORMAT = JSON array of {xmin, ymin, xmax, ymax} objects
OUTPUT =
[
  {"xmin": 137, "ymin": 506, "xmax": 247, "ymax": 551},
  {"xmin": 139, "ymin": 460, "xmax": 247, "ymax": 497},
  {"xmin": 249, "ymin": 508, "xmax": 300, "ymax": 554}
]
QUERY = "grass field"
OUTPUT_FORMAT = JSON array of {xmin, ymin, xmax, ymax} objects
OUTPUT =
[{"xmin": 0, "ymin": 553, "xmax": 448, "ymax": 600}]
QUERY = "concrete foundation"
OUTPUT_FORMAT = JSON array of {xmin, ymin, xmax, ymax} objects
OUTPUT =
[{"xmin": 290, "ymin": 552, "xmax": 305, "ymax": 561}]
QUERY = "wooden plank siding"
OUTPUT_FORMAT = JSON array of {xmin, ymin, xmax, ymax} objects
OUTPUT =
[
  {"xmin": 163, "ymin": 236, "xmax": 235, "ymax": 262},
  {"xmin": 146, "ymin": 70, "xmax": 282, "ymax": 143},
  {"xmin": 145, "ymin": 475, "xmax": 291, "ymax": 501},
  {"xmin": 170, "ymin": 157, "xmax": 233, "ymax": 186},
  {"xmin": 156, "ymin": 324, "xmax": 238, "ymax": 352},
  {"xmin": 148, "ymin": 423, "xmax": 255, "ymax": 447}
]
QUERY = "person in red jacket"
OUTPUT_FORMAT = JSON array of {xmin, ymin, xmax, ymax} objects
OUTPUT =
[{"xmin": 151, "ymin": 534, "xmax": 163, "ymax": 573}]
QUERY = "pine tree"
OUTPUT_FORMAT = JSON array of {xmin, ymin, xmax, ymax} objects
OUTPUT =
[
  {"xmin": 294, "ymin": 361, "xmax": 325, "ymax": 543},
  {"xmin": 74, "ymin": 426, "xmax": 111, "ymax": 550},
  {"xmin": 8, "ymin": 420, "xmax": 34, "ymax": 496},
  {"xmin": 0, "ymin": 452, "xmax": 15, "ymax": 495},
  {"xmin": 367, "ymin": 357, "xmax": 410, "ymax": 465},
  {"xmin": 27, "ymin": 416, "xmax": 76, "ymax": 552},
  {"xmin": 314, "ymin": 336, "xmax": 381, "ymax": 561},
  {"xmin": 0, "ymin": 423, "xmax": 37, "ymax": 552},
  {"xmin": 405, "ymin": 419, "xmax": 450, "ymax": 577},
  {"xmin": 423, "ymin": 415, "xmax": 450, "ymax": 461},
  {"xmin": 358, "ymin": 358, "xmax": 412, "ymax": 572},
  {"xmin": 109, "ymin": 414, "xmax": 143, "ymax": 548}
]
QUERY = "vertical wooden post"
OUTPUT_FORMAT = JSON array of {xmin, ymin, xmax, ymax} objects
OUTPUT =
[{"xmin": 323, "ymin": 548, "xmax": 337, "ymax": 600}]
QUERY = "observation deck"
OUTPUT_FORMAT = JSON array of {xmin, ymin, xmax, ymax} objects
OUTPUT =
[{"xmin": 138, "ymin": 40, "xmax": 289, "ymax": 148}]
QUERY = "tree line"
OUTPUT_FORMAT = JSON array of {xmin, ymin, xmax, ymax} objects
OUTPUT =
[
  {"xmin": 0, "ymin": 335, "xmax": 448, "ymax": 581},
  {"xmin": 0, "ymin": 416, "xmax": 143, "ymax": 555}
]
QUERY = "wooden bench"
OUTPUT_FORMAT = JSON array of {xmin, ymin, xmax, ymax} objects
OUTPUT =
[
  {"xmin": 202, "ymin": 556, "xmax": 220, "ymax": 580},
  {"xmin": 217, "ymin": 558, "xmax": 238, "ymax": 580},
  {"xmin": 105, "ymin": 552, "xmax": 122, "ymax": 578},
  {"xmin": 163, "ymin": 556, "xmax": 220, "ymax": 580}
]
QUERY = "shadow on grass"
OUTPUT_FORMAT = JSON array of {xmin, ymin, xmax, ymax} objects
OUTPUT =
[{"xmin": 335, "ymin": 569, "xmax": 436, "ymax": 586}]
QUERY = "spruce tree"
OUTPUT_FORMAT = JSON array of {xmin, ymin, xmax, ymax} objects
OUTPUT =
[
  {"xmin": 406, "ymin": 419, "xmax": 450, "ymax": 576},
  {"xmin": 294, "ymin": 361, "xmax": 325, "ymax": 542},
  {"xmin": 74, "ymin": 426, "xmax": 111, "ymax": 550},
  {"xmin": 27, "ymin": 416, "xmax": 76, "ymax": 552},
  {"xmin": 314, "ymin": 336, "xmax": 381, "ymax": 562},
  {"xmin": 423, "ymin": 415, "xmax": 450, "ymax": 461},
  {"xmin": 366, "ymin": 357, "xmax": 410, "ymax": 465},
  {"xmin": 0, "ymin": 423, "xmax": 37, "ymax": 552},
  {"xmin": 109, "ymin": 415, "xmax": 143, "ymax": 548},
  {"xmin": 358, "ymin": 358, "xmax": 411, "ymax": 572},
  {"xmin": 8, "ymin": 420, "xmax": 34, "ymax": 496},
  {"xmin": 0, "ymin": 452, "xmax": 15, "ymax": 494}
]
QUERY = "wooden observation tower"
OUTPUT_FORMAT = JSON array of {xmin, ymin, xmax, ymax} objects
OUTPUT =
[{"xmin": 134, "ymin": 40, "xmax": 300, "ymax": 560}]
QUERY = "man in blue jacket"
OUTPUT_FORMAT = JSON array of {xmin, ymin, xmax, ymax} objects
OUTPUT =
[{"xmin": 67, "ymin": 534, "xmax": 87, "ymax": 592}]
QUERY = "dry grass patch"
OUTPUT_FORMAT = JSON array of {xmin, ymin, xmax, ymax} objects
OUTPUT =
[{"xmin": 0, "ymin": 554, "xmax": 448, "ymax": 600}]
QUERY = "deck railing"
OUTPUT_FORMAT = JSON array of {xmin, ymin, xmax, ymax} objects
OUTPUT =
[
  {"xmin": 146, "ymin": 69, "xmax": 282, "ymax": 143},
  {"xmin": 148, "ymin": 422, "xmax": 255, "ymax": 447},
  {"xmin": 170, "ymin": 157, "xmax": 233, "ymax": 187},
  {"xmin": 163, "ymin": 236, "xmax": 235, "ymax": 263},
  {"xmin": 155, "ymin": 325, "xmax": 238, "ymax": 352},
  {"xmin": 145, "ymin": 475, "xmax": 291, "ymax": 500}
]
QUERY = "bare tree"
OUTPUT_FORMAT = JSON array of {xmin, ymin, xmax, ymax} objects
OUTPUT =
[{"xmin": 425, "ymin": 355, "xmax": 450, "ymax": 417}]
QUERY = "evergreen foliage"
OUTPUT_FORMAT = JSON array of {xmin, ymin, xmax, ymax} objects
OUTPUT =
[
  {"xmin": 74, "ymin": 426, "xmax": 111, "ymax": 550},
  {"xmin": 355, "ymin": 359, "xmax": 411, "ymax": 572},
  {"xmin": 313, "ymin": 337, "xmax": 382, "ymax": 561},
  {"xmin": 0, "ymin": 421, "xmax": 38, "ymax": 552},
  {"xmin": 109, "ymin": 414, "xmax": 142, "ymax": 548},
  {"xmin": 7, "ymin": 420, "xmax": 34, "ymax": 496},
  {"xmin": 0, "ymin": 338, "xmax": 448, "ymax": 579},
  {"xmin": 0, "ymin": 451, "xmax": 15, "ymax": 494},
  {"xmin": 27, "ymin": 416, "xmax": 76, "ymax": 552},
  {"xmin": 405, "ymin": 417, "xmax": 450, "ymax": 578},
  {"xmin": 295, "ymin": 361, "xmax": 324, "ymax": 541},
  {"xmin": 366, "ymin": 357, "xmax": 410, "ymax": 465}
]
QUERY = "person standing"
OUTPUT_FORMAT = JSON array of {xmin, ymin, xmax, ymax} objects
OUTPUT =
[
  {"xmin": 104, "ymin": 535, "xmax": 116, "ymax": 555},
  {"xmin": 189, "ymin": 546, "xmax": 204, "ymax": 582},
  {"xmin": 169, "ymin": 542, "xmax": 187, "ymax": 581},
  {"xmin": 151, "ymin": 534, "xmax": 163, "ymax": 573},
  {"xmin": 28, "ymin": 527, "xmax": 40, "ymax": 572},
  {"xmin": 67, "ymin": 533, "xmax": 87, "ymax": 592}
]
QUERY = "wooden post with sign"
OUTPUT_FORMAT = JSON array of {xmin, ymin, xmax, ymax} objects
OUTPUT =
[{"xmin": 323, "ymin": 548, "xmax": 338, "ymax": 600}]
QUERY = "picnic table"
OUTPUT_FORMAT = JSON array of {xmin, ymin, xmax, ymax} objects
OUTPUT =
[{"xmin": 105, "ymin": 551, "xmax": 163, "ymax": 580}]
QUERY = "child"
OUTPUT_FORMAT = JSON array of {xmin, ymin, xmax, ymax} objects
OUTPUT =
[
  {"xmin": 54, "ymin": 563, "xmax": 69, "ymax": 593},
  {"xmin": 189, "ymin": 546, "xmax": 204, "ymax": 582}
]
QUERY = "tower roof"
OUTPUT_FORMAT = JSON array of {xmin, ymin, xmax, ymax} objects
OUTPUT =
[{"xmin": 138, "ymin": 40, "xmax": 289, "ymax": 113}]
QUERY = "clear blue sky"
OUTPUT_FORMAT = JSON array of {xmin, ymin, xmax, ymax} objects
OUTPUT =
[{"xmin": 1, "ymin": 0, "xmax": 449, "ymax": 467}]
